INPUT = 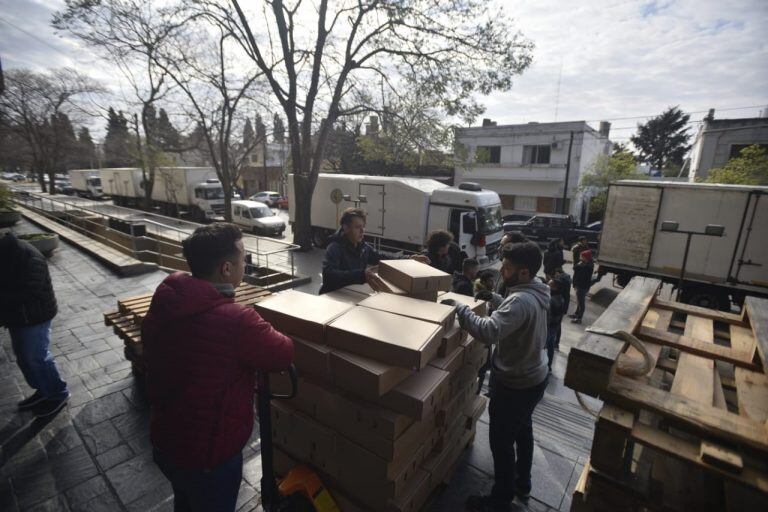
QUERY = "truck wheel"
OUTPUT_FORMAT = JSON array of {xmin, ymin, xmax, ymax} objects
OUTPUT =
[
  {"xmin": 681, "ymin": 286, "xmax": 731, "ymax": 311},
  {"xmin": 313, "ymin": 228, "xmax": 329, "ymax": 248},
  {"xmin": 615, "ymin": 273, "xmax": 631, "ymax": 287}
]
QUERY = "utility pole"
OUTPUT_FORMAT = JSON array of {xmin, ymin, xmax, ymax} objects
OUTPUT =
[{"xmin": 561, "ymin": 131, "xmax": 574, "ymax": 215}]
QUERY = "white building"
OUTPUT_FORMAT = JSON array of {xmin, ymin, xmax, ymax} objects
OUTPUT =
[
  {"xmin": 454, "ymin": 120, "xmax": 611, "ymax": 224},
  {"xmin": 689, "ymin": 109, "xmax": 768, "ymax": 181}
]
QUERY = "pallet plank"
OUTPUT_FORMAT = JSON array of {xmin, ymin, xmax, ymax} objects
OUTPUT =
[
  {"xmin": 565, "ymin": 278, "xmax": 661, "ymax": 397},
  {"xmin": 731, "ymin": 325, "xmax": 768, "ymax": 423},
  {"xmin": 653, "ymin": 298, "xmax": 746, "ymax": 325},
  {"xmin": 670, "ymin": 317, "xmax": 715, "ymax": 405},
  {"xmin": 637, "ymin": 326, "xmax": 758, "ymax": 370},
  {"xmin": 744, "ymin": 296, "xmax": 768, "ymax": 373}
]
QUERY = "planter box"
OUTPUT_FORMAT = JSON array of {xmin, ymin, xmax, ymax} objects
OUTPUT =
[
  {"xmin": 0, "ymin": 210, "xmax": 21, "ymax": 227},
  {"xmin": 19, "ymin": 233, "xmax": 59, "ymax": 256}
]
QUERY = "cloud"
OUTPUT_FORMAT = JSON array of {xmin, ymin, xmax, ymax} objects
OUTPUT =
[{"xmin": 478, "ymin": 0, "xmax": 768, "ymax": 139}]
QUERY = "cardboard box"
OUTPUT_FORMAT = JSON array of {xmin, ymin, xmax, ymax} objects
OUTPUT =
[
  {"xmin": 358, "ymin": 293, "xmax": 456, "ymax": 331},
  {"xmin": 255, "ymin": 290, "xmax": 352, "ymax": 341},
  {"xmin": 462, "ymin": 335, "xmax": 488, "ymax": 370},
  {"xmin": 326, "ymin": 307, "xmax": 443, "ymax": 369},
  {"xmin": 324, "ymin": 287, "xmax": 370, "ymax": 305},
  {"xmin": 330, "ymin": 349, "xmax": 412, "ymax": 401},
  {"xmin": 290, "ymin": 409, "xmax": 338, "ymax": 475},
  {"xmin": 300, "ymin": 377, "xmax": 414, "ymax": 440},
  {"xmin": 378, "ymin": 260, "xmax": 452, "ymax": 294},
  {"xmin": 421, "ymin": 423, "xmax": 473, "ymax": 488},
  {"xmin": 335, "ymin": 428, "xmax": 420, "ymax": 481},
  {"xmin": 429, "ymin": 344, "xmax": 464, "ymax": 376},
  {"xmin": 293, "ymin": 337, "xmax": 333, "ymax": 381},
  {"xmin": 380, "ymin": 366, "xmax": 450, "ymax": 420},
  {"xmin": 463, "ymin": 395, "xmax": 488, "ymax": 429},
  {"xmin": 405, "ymin": 290, "xmax": 439, "ymax": 302},
  {"xmin": 437, "ymin": 291, "xmax": 488, "ymax": 316},
  {"xmin": 438, "ymin": 320, "xmax": 466, "ymax": 357},
  {"xmin": 270, "ymin": 372, "xmax": 314, "ymax": 416},
  {"xmin": 346, "ymin": 277, "xmax": 407, "ymax": 296},
  {"xmin": 386, "ymin": 468, "xmax": 431, "ymax": 512}
]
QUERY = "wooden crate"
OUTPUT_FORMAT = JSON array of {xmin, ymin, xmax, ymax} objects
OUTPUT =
[
  {"xmin": 104, "ymin": 283, "xmax": 272, "ymax": 376},
  {"xmin": 566, "ymin": 278, "xmax": 768, "ymax": 511}
]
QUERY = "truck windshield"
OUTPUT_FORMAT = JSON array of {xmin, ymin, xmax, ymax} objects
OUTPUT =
[
  {"xmin": 88, "ymin": 177, "xmax": 102, "ymax": 186},
  {"xmin": 478, "ymin": 205, "xmax": 503, "ymax": 234},
  {"xmin": 250, "ymin": 207, "xmax": 274, "ymax": 218},
  {"xmin": 200, "ymin": 188, "xmax": 224, "ymax": 200}
]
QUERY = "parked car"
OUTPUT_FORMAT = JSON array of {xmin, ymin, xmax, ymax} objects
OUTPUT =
[
  {"xmin": 504, "ymin": 213, "xmax": 600, "ymax": 247},
  {"xmin": 2, "ymin": 172, "xmax": 26, "ymax": 182},
  {"xmin": 55, "ymin": 179, "xmax": 75, "ymax": 195},
  {"xmin": 249, "ymin": 191, "xmax": 283, "ymax": 207},
  {"xmin": 502, "ymin": 212, "xmax": 534, "ymax": 223},
  {"xmin": 277, "ymin": 196, "xmax": 289, "ymax": 209},
  {"xmin": 231, "ymin": 200, "xmax": 286, "ymax": 236}
]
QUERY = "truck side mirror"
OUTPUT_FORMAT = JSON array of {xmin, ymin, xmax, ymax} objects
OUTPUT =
[{"xmin": 462, "ymin": 214, "xmax": 476, "ymax": 234}]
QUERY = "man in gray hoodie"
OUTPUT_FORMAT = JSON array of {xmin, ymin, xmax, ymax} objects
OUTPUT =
[{"xmin": 442, "ymin": 241, "xmax": 549, "ymax": 511}]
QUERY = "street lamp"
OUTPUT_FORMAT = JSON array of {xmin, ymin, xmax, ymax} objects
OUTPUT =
[{"xmin": 660, "ymin": 221, "xmax": 725, "ymax": 301}]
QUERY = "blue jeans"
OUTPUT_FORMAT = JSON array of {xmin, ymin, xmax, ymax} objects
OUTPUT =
[
  {"xmin": 153, "ymin": 448, "xmax": 243, "ymax": 512},
  {"xmin": 9, "ymin": 320, "xmax": 68, "ymax": 400},
  {"xmin": 488, "ymin": 374, "xmax": 548, "ymax": 504}
]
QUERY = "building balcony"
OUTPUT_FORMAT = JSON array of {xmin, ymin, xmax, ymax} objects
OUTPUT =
[{"xmin": 457, "ymin": 164, "xmax": 568, "ymax": 181}]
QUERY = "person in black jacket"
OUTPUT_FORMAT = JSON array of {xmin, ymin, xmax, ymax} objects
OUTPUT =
[
  {"xmin": 423, "ymin": 230, "xmax": 456, "ymax": 274},
  {"xmin": 570, "ymin": 249, "xmax": 594, "ymax": 324},
  {"xmin": 543, "ymin": 238, "xmax": 565, "ymax": 279},
  {"xmin": 319, "ymin": 208, "xmax": 427, "ymax": 294},
  {"xmin": 452, "ymin": 258, "xmax": 478, "ymax": 297},
  {"xmin": 0, "ymin": 232, "xmax": 69, "ymax": 418},
  {"xmin": 546, "ymin": 278, "xmax": 565, "ymax": 371}
]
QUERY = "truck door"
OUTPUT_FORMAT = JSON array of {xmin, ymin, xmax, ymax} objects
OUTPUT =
[
  {"xmin": 732, "ymin": 193, "xmax": 768, "ymax": 286},
  {"xmin": 449, "ymin": 209, "xmax": 475, "ymax": 255},
  {"xmin": 360, "ymin": 183, "xmax": 385, "ymax": 236}
]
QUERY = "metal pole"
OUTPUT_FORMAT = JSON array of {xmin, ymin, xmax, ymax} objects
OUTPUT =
[
  {"xmin": 561, "ymin": 131, "xmax": 574, "ymax": 215},
  {"xmin": 257, "ymin": 372, "xmax": 277, "ymax": 508},
  {"xmin": 676, "ymin": 232, "xmax": 693, "ymax": 301}
]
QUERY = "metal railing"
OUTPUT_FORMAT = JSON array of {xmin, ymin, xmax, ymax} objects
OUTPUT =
[{"xmin": 12, "ymin": 189, "xmax": 300, "ymax": 288}]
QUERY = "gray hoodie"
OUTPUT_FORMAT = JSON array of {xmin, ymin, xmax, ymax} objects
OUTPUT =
[{"xmin": 455, "ymin": 279, "xmax": 550, "ymax": 389}]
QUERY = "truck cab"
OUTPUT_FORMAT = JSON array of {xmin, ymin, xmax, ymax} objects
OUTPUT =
[
  {"xmin": 428, "ymin": 183, "xmax": 504, "ymax": 266},
  {"xmin": 84, "ymin": 176, "xmax": 103, "ymax": 198},
  {"xmin": 192, "ymin": 179, "xmax": 226, "ymax": 220},
  {"xmin": 231, "ymin": 200, "xmax": 286, "ymax": 236}
]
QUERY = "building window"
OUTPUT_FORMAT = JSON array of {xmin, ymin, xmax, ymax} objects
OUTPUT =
[
  {"xmin": 523, "ymin": 145, "xmax": 551, "ymax": 165},
  {"xmin": 536, "ymin": 197, "xmax": 554, "ymax": 213},
  {"xmin": 514, "ymin": 196, "xmax": 537, "ymax": 211},
  {"xmin": 729, "ymin": 143, "xmax": 768, "ymax": 159},
  {"xmin": 475, "ymin": 145, "xmax": 501, "ymax": 164},
  {"xmin": 499, "ymin": 194, "xmax": 515, "ymax": 210}
]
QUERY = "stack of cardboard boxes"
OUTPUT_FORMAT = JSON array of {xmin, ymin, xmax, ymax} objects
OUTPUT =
[{"xmin": 255, "ymin": 260, "xmax": 489, "ymax": 511}]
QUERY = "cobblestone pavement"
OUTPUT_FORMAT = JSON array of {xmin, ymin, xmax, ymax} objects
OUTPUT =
[{"xmin": 1, "ymin": 218, "xmax": 597, "ymax": 511}]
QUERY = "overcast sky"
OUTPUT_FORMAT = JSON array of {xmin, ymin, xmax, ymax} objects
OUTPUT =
[{"xmin": 1, "ymin": 0, "xmax": 766, "ymax": 142}]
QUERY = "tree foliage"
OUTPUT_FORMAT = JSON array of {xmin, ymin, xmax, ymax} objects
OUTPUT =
[
  {"xmin": 630, "ymin": 106, "xmax": 691, "ymax": 171},
  {"xmin": 581, "ymin": 150, "xmax": 646, "ymax": 221},
  {"xmin": 706, "ymin": 145, "xmax": 768, "ymax": 185}
]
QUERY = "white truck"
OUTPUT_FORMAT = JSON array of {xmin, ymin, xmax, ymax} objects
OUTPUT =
[
  {"xmin": 288, "ymin": 173, "xmax": 504, "ymax": 266},
  {"xmin": 597, "ymin": 180, "xmax": 768, "ymax": 309},
  {"xmin": 68, "ymin": 169, "xmax": 104, "ymax": 198},
  {"xmin": 100, "ymin": 167, "xmax": 226, "ymax": 221}
]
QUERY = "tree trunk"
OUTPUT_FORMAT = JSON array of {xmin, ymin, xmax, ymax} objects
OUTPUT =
[
  {"xmin": 292, "ymin": 173, "xmax": 313, "ymax": 250},
  {"xmin": 37, "ymin": 168, "xmax": 47, "ymax": 193},
  {"xmin": 47, "ymin": 170, "xmax": 56, "ymax": 195}
]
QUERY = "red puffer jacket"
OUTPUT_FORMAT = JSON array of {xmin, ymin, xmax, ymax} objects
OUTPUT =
[{"xmin": 143, "ymin": 272, "xmax": 293, "ymax": 470}]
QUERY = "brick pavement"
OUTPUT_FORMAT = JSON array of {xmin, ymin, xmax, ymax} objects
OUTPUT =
[{"xmin": 1, "ymin": 218, "xmax": 594, "ymax": 512}]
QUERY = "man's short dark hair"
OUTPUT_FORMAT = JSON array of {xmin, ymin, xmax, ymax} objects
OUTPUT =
[
  {"xmin": 502, "ymin": 241, "xmax": 543, "ymax": 275},
  {"xmin": 182, "ymin": 223, "xmax": 243, "ymax": 278},
  {"xmin": 426, "ymin": 230, "xmax": 454, "ymax": 253},
  {"xmin": 340, "ymin": 208, "xmax": 367, "ymax": 227},
  {"xmin": 462, "ymin": 258, "xmax": 479, "ymax": 273},
  {"xmin": 578, "ymin": 236, "xmax": 587, "ymax": 243}
]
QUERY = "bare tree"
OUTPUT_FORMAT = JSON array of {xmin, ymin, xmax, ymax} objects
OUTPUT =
[
  {"xmin": 54, "ymin": 0, "xmax": 186, "ymax": 209},
  {"xmin": 197, "ymin": 0, "xmax": 533, "ymax": 248},
  {"xmin": 0, "ymin": 68, "xmax": 102, "ymax": 193}
]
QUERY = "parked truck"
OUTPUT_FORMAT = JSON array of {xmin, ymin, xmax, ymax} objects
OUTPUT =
[
  {"xmin": 68, "ymin": 169, "xmax": 104, "ymax": 199},
  {"xmin": 100, "ymin": 167, "xmax": 226, "ymax": 221},
  {"xmin": 288, "ymin": 174, "xmax": 504, "ymax": 266},
  {"xmin": 596, "ymin": 180, "xmax": 768, "ymax": 310}
]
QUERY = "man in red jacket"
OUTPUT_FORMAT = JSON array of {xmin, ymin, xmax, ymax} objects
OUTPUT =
[{"xmin": 143, "ymin": 223, "xmax": 294, "ymax": 512}]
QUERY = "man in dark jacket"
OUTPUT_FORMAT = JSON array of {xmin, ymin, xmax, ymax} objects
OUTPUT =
[
  {"xmin": 570, "ymin": 249, "xmax": 595, "ymax": 324},
  {"xmin": 452, "ymin": 258, "xmax": 478, "ymax": 296},
  {"xmin": 546, "ymin": 278, "xmax": 565, "ymax": 371},
  {"xmin": 0, "ymin": 232, "xmax": 69, "ymax": 418},
  {"xmin": 143, "ymin": 223, "xmax": 294, "ymax": 511},
  {"xmin": 319, "ymin": 208, "xmax": 428, "ymax": 294},
  {"xmin": 571, "ymin": 236, "xmax": 588, "ymax": 263},
  {"xmin": 543, "ymin": 238, "xmax": 565, "ymax": 278}
]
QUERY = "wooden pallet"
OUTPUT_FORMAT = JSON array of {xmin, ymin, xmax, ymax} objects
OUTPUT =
[
  {"xmin": 565, "ymin": 278, "xmax": 768, "ymax": 511},
  {"xmin": 104, "ymin": 283, "xmax": 273, "ymax": 376}
]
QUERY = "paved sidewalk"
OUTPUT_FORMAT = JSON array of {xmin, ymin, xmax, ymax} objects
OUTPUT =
[{"xmin": 1, "ymin": 218, "xmax": 596, "ymax": 511}]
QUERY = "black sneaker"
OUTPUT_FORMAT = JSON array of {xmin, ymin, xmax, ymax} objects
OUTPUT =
[
  {"xmin": 18, "ymin": 391, "xmax": 46, "ymax": 410},
  {"xmin": 32, "ymin": 393, "xmax": 69, "ymax": 419},
  {"xmin": 515, "ymin": 489, "xmax": 531, "ymax": 502},
  {"xmin": 465, "ymin": 495, "xmax": 510, "ymax": 512}
]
